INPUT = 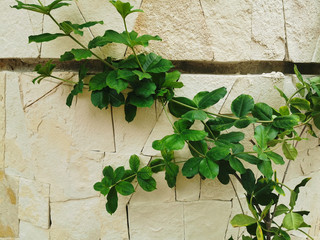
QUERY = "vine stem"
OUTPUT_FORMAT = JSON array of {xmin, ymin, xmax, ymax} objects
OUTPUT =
[
  {"xmin": 298, "ymin": 229, "xmax": 314, "ymax": 240},
  {"xmin": 230, "ymin": 178, "xmax": 245, "ymax": 214},
  {"xmin": 47, "ymin": 13, "xmax": 116, "ymax": 70}
]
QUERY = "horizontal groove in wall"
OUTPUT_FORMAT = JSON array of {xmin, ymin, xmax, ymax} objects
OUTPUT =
[{"xmin": 0, "ymin": 58, "xmax": 320, "ymax": 75}]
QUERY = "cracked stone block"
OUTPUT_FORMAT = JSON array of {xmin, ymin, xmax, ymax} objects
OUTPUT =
[
  {"xmin": 133, "ymin": 0, "xmax": 213, "ymax": 61},
  {"xmin": 5, "ymin": 72, "xmax": 34, "ymax": 179},
  {"xmin": 184, "ymin": 201, "xmax": 232, "ymax": 240},
  {"xmin": 129, "ymin": 202, "xmax": 184, "ymax": 240},
  {"xmin": 176, "ymin": 162, "xmax": 200, "ymax": 201},
  {"xmin": 0, "ymin": 0, "xmax": 39, "ymax": 58},
  {"xmin": 113, "ymin": 104, "xmax": 157, "ymax": 154},
  {"xmin": 75, "ymin": 0, "xmax": 141, "ymax": 59},
  {"xmin": 220, "ymin": 74, "xmax": 295, "ymax": 114},
  {"xmin": 0, "ymin": 72, "xmax": 5, "ymax": 170},
  {"xmin": 0, "ymin": 172, "xmax": 19, "ymax": 238},
  {"xmin": 284, "ymin": 0, "xmax": 320, "ymax": 62},
  {"xmin": 201, "ymin": 0, "xmax": 252, "ymax": 61},
  {"xmin": 19, "ymin": 221, "xmax": 49, "ymax": 240},
  {"xmin": 251, "ymin": 0, "xmax": 286, "ymax": 60},
  {"xmin": 18, "ymin": 178, "xmax": 50, "ymax": 229},
  {"xmin": 200, "ymin": 177, "xmax": 235, "ymax": 201},
  {"xmin": 50, "ymin": 198, "xmax": 101, "ymax": 240}
]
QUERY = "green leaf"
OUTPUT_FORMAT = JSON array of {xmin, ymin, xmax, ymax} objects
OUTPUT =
[
  {"xmin": 134, "ymin": 79, "xmax": 157, "ymax": 98},
  {"xmin": 274, "ymin": 204, "xmax": 289, "ymax": 217},
  {"xmin": 218, "ymin": 132, "xmax": 245, "ymax": 143},
  {"xmin": 254, "ymin": 125, "xmax": 272, "ymax": 150},
  {"xmin": 129, "ymin": 155, "xmax": 140, "ymax": 172},
  {"xmin": 103, "ymin": 166, "xmax": 114, "ymax": 179},
  {"xmin": 181, "ymin": 110, "xmax": 207, "ymax": 121},
  {"xmin": 110, "ymin": 0, "xmax": 143, "ymax": 19},
  {"xmin": 29, "ymin": 33, "xmax": 65, "ymax": 43},
  {"xmin": 188, "ymin": 140, "xmax": 208, "ymax": 157},
  {"xmin": 193, "ymin": 91, "xmax": 209, "ymax": 106},
  {"xmin": 282, "ymin": 142, "xmax": 297, "ymax": 160},
  {"xmin": 234, "ymin": 117, "xmax": 256, "ymax": 129},
  {"xmin": 274, "ymin": 86, "xmax": 289, "ymax": 102},
  {"xmin": 273, "ymin": 115, "xmax": 300, "ymax": 129},
  {"xmin": 229, "ymin": 156, "xmax": 246, "ymax": 174},
  {"xmin": 231, "ymin": 94, "xmax": 254, "ymax": 118},
  {"xmin": 206, "ymin": 118, "xmax": 235, "ymax": 131},
  {"xmin": 115, "ymin": 181, "xmax": 135, "ymax": 196},
  {"xmin": 106, "ymin": 187, "xmax": 118, "ymax": 214},
  {"xmin": 124, "ymin": 104, "xmax": 137, "ymax": 122},
  {"xmin": 181, "ymin": 129, "xmax": 208, "ymax": 141},
  {"xmin": 313, "ymin": 112, "xmax": 320, "ymax": 130},
  {"xmin": 197, "ymin": 87, "xmax": 227, "ymax": 109},
  {"xmin": 257, "ymin": 161, "xmax": 273, "ymax": 179},
  {"xmin": 182, "ymin": 157, "xmax": 202, "ymax": 178},
  {"xmin": 294, "ymin": 65, "xmax": 304, "ymax": 84},
  {"xmin": 70, "ymin": 48, "xmax": 92, "ymax": 61},
  {"xmin": 165, "ymin": 162, "xmax": 179, "ymax": 188},
  {"xmin": 161, "ymin": 134, "xmax": 185, "ymax": 150},
  {"xmin": 230, "ymin": 214, "xmax": 257, "ymax": 227},
  {"xmin": 132, "ymin": 34, "xmax": 162, "ymax": 47},
  {"xmin": 265, "ymin": 151, "xmax": 284, "ymax": 165},
  {"xmin": 114, "ymin": 166, "xmax": 125, "ymax": 182},
  {"xmin": 206, "ymin": 146, "xmax": 230, "ymax": 161},
  {"xmin": 47, "ymin": 0, "xmax": 72, "ymax": 10},
  {"xmin": 290, "ymin": 98, "xmax": 311, "ymax": 111},
  {"xmin": 132, "ymin": 70, "xmax": 152, "ymax": 80},
  {"xmin": 163, "ymin": 71, "xmax": 182, "ymax": 88},
  {"xmin": 252, "ymin": 103, "xmax": 273, "ymax": 121},
  {"xmin": 78, "ymin": 21, "xmax": 104, "ymax": 29},
  {"xmin": 91, "ymin": 89, "xmax": 110, "ymax": 109},
  {"xmin": 109, "ymin": 89, "xmax": 125, "ymax": 107},
  {"xmin": 256, "ymin": 224, "xmax": 264, "ymax": 240},
  {"xmin": 282, "ymin": 212, "xmax": 304, "ymax": 230},
  {"xmin": 88, "ymin": 36, "xmax": 111, "ymax": 49},
  {"xmin": 173, "ymin": 119, "xmax": 194, "ymax": 133},
  {"xmin": 12, "ymin": 1, "xmax": 47, "ymax": 14},
  {"xmin": 168, "ymin": 97, "xmax": 197, "ymax": 118},
  {"xmin": 137, "ymin": 176, "xmax": 156, "ymax": 192},
  {"xmin": 137, "ymin": 166, "xmax": 152, "ymax": 180},
  {"xmin": 150, "ymin": 159, "xmax": 165, "ymax": 173},
  {"xmin": 199, "ymin": 158, "xmax": 219, "ymax": 179},
  {"xmin": 279, "ymin": 106, "xmax": 290, "ymax": 116},
  {"xmin": 143, "ymin": 53, "xmax": 174, "ymax": 73},
  {"xmin": 128, "ymin": 93, "xmax": 154, "ymax": 108},
  {"xmin": 237, "ymin": 154, "xmax": 261, "ymax": 165},
  {"xmin": 106, "ymin": 70, "xmax": 128, "ymax": 93},
  {"xmin": 89, "ymin": 72, "xmax": 108, "ymax": 91},
  {"xmin": 241, "ymin": 169, "xmax": 255, "ymax": 193},
  {"xmin": 60, "ymin": 51, "xmax": 74, "ymax": 61}
]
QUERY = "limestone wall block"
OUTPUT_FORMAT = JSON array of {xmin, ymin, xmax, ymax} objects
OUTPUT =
[
  {"xmin": 0, "ymin": 72, "xmax": 5, "ymax": 170},
  {"xmin": 50, "ymin": 197, "xmax": 101, "ymax": 240},
  {"xmin": 284, "ymin": 0, "xmax": 320, "ymax": 62},
  {"xmin": 129, "ymin": 202, "xmax": 184, "ymax": 240},
  {"xmin": 251, "ymin": 0, "xmax": 286, "ymax": 60},
  {"xmin": 19, "ymin": 221, "xmax": 49, "ymax": 240},
  {"xmin": 0, "ymin": 0, "xmax": 39, "ymax": 58},
  {"xmin": 201, "ymin": 0, "xmax": 252, "ymax": 61},
  {"xmin": 132, "ymin": 0, "xmax": 213, "ymax": 61},
  {"xmin": 184, "ymin": 201, "xmax": 232, "ymax": 240},
  {"xmin": 18, "ymin": 178, "xmax": 50, "ymax": 229},
  {"xmin": 200, "ymin": 177, "xmax": 235, "ymax": 201},
  {"xmin": 0, "ymin": 172, "xmax": 19, "ymax": 238}
]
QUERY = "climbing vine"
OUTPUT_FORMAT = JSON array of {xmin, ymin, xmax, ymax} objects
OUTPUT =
[{"xmin": 13, "ymin": 1, "xmax": 320, "ymax": 239}]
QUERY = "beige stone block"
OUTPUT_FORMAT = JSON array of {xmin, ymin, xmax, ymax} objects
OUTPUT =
[
  {"xmin": 184, "ymin": 200, "xmax": 232, "ymax": 240},
  {"xmin": 0, "ymin": 172, "xmax": 19, "ymax": 238},
  {"xmin": 5, "ymin": 72, "xmax": 33, "ymax": 179},
  {"xmin": 129, "ymin": 202, "xmax": 184, "ymax": 240},
  {"xmin": 19, "ymin": 221, "xmax": 49, "ymax": 240},
  {"xmin": 221, "ymin": 75, "xmax": 295, "ymax": 114},
  {"xmin": 50, "ymin": 198, "xmax": 101, "ymax": 240},
  {"xmin": 113, "ymin": 104, "xmax": 157, "ymax": 154},
  {"xmin": 18, "ymin": 178, "xmax": 50, "ymax": 229},
  {"xmin": 0, "ymin": 72, "xmax": 5, "ymax": 170},
  {"xmin": 201, "ymin": 0, "xmax": 252, "ymax": 61},
  {"xmin": 0, "ymin": 0, "xmax": 39, "ymax": 58},
  {"xmin": 284, "ymin": 0, "xmax": 320, "ymax": 62},
  {"xmin": 103, "ymin": 153, "xmax": 151, "ymax": 170},
  {"xmin": 133, "ymin": 0, "xmax": 213, "ymax": 61},
  {"xmin": 251, "ymin": 0, "xmax": 286, "ymax": 60},
  {"xmin": 200, "ymin": 177, "xmax": 236, "ymax": 201},
  {"xmin": 176, "ymin": 162, "xmax": 200, "ymax": 201}
]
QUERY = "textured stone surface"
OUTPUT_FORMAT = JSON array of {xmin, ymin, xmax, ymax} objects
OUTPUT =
[
  {"xmin": 184, "ymin": 201, "xmax": 232, "ymax": 240},
  {"xmin": 0, "ymin": 73, "xmax": 5, "ymax": 170},
  {"xmin": 284, "ymin": 0, "xmax": 320, "ymax": 62},
  {"xmin": 50, "ymin": 198, "xmax": 101, "ymax": 240},
  {"xmin": 18, "ymin": 178, "xmax": 50, "ymax": 229},
  {"xmin": 201, "ymin": 0, "xmax": 252, "ymax": 61},
  {"xmin": 0, "ymin": 0, "xmax": 39, "ymax": 58},
  {"xmin": 251, "ymin": 0, "xmax": 286, "ymax": 60},
  {"xmin": 19, "ymin": 221, "xmax": 49, "ymax": 240},
  {"xmin": 129, "ymin": 202, "xmax": 184, "ymax": 240},
  {"xmin": 200, "ymin": 178, "xmax": 235, "ymax": 201},
  {"xmin": 0, "ymin": 172, "xmax": 19, "ymax": 238},
  {"xmin": 133, "ymin": 0, "xmax": 213, "ymax": 61}
]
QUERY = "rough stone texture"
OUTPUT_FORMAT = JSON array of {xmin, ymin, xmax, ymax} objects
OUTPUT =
[
  {"xmin": 284, "ymin": 0, "xmax": 320, "ymax": 62},
  {"xmin": 184, "ymin": 201, "xmax": 232, "ymax": 240},
  {"xmin": 201, "ymin": 0, "xmax": 252, "ymax": 61},
  {"xmin": 200, "ymin": 178, "xmax": 235, "ymax": 201},
  {"xmin": 18, "ymin": 178, "xmax": 50, "ymax": 229},
  {"xmin": 19, "ymin": 221, "xmax": 49, "ymax": 240},
  {"xmin": 0, "ymin": 73, "xmax": 5, "ymax": 170},
  {"xmin": 50, "ymin": 198, "xmax": 101, "ymax": 240},
  {"xmin": 251, "ymin": 0, "xmax": 286, "ymax": 60},
  {"xmin": 133, "ymin": 0, "xmax": 213, "ymax": 61},
  {"xmin": 129, "ymin": 202, "xmax": 184, "ymax": 240},
  {"xmin": 0, "ymin": 172, "xmax": 19, "ymax": 238}
]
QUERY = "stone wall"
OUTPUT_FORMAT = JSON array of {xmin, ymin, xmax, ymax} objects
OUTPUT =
[{"xmin": 1, "ymin": 0, "xmax": 320, "ymax": 240}]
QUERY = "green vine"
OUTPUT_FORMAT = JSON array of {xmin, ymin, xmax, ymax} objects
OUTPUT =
[{"xmin": 13, "ymin": 1, "xmax": 320, "ymax": 239}]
